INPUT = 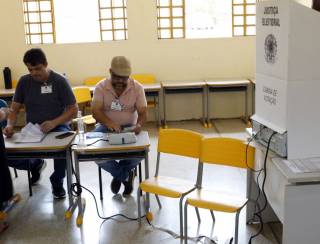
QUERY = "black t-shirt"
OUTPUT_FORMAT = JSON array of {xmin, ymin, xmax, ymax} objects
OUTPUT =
[{"xmin": 14, "ymin": 70, "xmax": 76, "ymax": 125}]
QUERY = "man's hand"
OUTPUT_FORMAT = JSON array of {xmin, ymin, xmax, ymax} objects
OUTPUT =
[
  {"xmin": 3, "ymin": 125, "xmax": 14, "ymax": 138},
  {"xmin": 40, "ymin": 120, "xmax": 56, "ymax": 133},
  {"xmin": 106, "ymin": 121, "xmax": 121, "ymax": 133},
  {"xmin": 133, "ymin": 123, "xmax": 142, "ymax": 135},
  {"xmin": 0, "ymin": 108, "xmax": 9, "ymax": 122}
]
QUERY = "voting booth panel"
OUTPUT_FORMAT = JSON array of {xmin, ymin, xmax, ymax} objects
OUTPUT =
[{"xmin": 253, "ymin": 0, "xmax": 320, "ymax": 159}]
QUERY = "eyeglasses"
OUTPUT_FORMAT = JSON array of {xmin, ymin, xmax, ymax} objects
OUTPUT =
[{"xmin": 111, "ymin": 72, "xmax": 129, "ymax": 82}]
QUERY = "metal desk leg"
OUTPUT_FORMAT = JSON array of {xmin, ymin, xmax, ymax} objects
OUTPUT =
[
  {"xmin": 245, "ymin": 85, "xmax": 249, "ymax": 125},
  {"xmin": 144, "ymin": 149, "xmax": 150, "ymax": 210},
  {"xmin": 162, "ymin": 88, "xmax": 167, "ymax": 128},
  {"xmin": 207, "ymin": 87, "xmax": 213, "ymax": 128},
  {"xmin": 156, "ymin": 93, "xmax": 161, "ymax": 127},
  {"xmin": 65, "ymin": 150, "xmax": 78, "ymax": 221},
  {"xmin": 27, "ymin": 161, "xmax": 32, "ymax": 196},
  {"xmin": 202, "ymin": 87, "xmax": 207, "ymax": 128},
  {"xmin": 252, "ymin": 84, "xmax": 255, "ymax": 115},
  {"xmin": 74, "ymin": 153, "xmax": 85, "ymax": 227},
  {"xmin": 66, "ymin": 149, "xmax": 73, "ymax": 206}
]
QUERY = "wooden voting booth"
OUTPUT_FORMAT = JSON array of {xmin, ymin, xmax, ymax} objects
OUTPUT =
[{"xmin": 252, "ymin": 0, "xmax": 320, "ymax": 159}]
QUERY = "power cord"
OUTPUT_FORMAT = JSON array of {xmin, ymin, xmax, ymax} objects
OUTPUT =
[
  {"xmin": 70, "ymin": 138, "xmax": 109, "ymax": 147},
  {"xmin": 70, "ymin": 182, "xmax": 142, "ymax": 221},
  {"xmin": 145, "ymin": 216, "xmax": 219, "ymax": 243},
  {"xmin": 69, "ymin": 161, "xmax": 144, "ymax": 224},
  {"xmin": 248, "ymin": 131, "xmax": 277, "ymax": 244},
  {"xmin": 246, "ymin": 126, "xmax": 266, "ymax": 172}
]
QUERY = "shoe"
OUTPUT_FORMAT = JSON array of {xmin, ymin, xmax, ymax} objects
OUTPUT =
[
  {"xmin": 52, "ymin": 185, "xmax": 66, "ymax": 199},
  {"xmin": 30, "ymin": 160, "xmax": 47, "ymax": 185},
  {"xmin": 110, "ymin": 178, "xmax": 121, "ymax": 194},
  {"xmin": 122, "ymin": 170, "xmax": 135, "ymax": 197}
]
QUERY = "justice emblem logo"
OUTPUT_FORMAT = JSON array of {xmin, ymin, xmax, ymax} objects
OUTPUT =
[{"xmin": 264, "ymin": 34, "xmax": 277, "ymax": 64}]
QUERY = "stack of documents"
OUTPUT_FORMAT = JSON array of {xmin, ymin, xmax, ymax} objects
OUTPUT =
[{"xmin": 15, "ymin": 122, "xmax": 46, "ymax": 143}]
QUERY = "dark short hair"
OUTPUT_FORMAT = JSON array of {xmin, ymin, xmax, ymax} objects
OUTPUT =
[{"xmin": 23, "ymin": 48, "xmax": 47, "ymax": 66}]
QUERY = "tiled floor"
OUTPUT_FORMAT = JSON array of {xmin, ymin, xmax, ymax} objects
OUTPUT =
[{"xmin": 0, "ymin": 119, "xmax": 281, "ymax": 244}]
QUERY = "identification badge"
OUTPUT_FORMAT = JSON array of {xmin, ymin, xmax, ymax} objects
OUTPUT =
[
  {"xmin": 41, "ymin": 85, "xmax": 52, "ymax": 94},
  {"xmin": 111, "ymin": 100, "xmax": 122, "ymax": 111}
]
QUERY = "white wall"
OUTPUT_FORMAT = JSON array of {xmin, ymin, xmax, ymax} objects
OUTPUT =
[{"xmin": 0, "ymin": 0, "xmax": 256, "ymax": 121}]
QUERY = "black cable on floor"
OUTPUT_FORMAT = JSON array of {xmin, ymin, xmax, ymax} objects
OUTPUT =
[
  {"xmin": 145, "ymin": 214, "xmax": 219, "ymax": 244},
  {"xmin": 70, "ymin": 182, "xmax": 144, "ymax": 221},
  {"xmin": 69, "ymin": 158, "xmax": 144, "ymax": 222},
  {"xmin": 248, "ymin": 131, "xmax": 277, "ymax": 244}
]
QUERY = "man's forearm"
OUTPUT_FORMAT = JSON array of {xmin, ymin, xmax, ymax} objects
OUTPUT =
[
  {"xmin": 0, "ymin": 108, "xmax": 9, "ymax": 122},
  {"xmin": 52, "ymin": 104, "xmax": 78, "ymax": 126},
  {"xmin": 7, "ymin": 111, "xmax": 18, "ymax": 127},
  {"xmin": 93, "ymin": 109, "xmax": 114, "ymax": 127},
  {"xmin": 137, "ymin": 110, "xmax": 147, "ymax": 127}
]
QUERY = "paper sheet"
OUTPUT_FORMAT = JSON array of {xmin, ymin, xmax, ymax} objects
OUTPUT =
[{"xmin": 15, "ymin": 122, "xmax": 46, "ymax": 143}]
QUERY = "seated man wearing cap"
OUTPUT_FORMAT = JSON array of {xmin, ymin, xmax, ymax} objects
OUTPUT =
[{"xmin": 92, "ymin": 56, "xmax": 147, "ymax": 196}]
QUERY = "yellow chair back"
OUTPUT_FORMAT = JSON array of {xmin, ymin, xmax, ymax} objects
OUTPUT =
[
  {"xmin": 12, "ymin": 79, "xmax": 18, "ymax": 88},
  {"xmin": 158, "ymin": 129, "xmax": 203, "ymax": 159},
  {"xmin": 72, "ymin": 87, "xmax": 92, "ymax": 104},
  {"xmin": 200, "ymin": 137, "xmax": 255, "ymax": 169},
  {"xmin": 83, "ymin": 76, "xmax": 105, "ymax": 86},
  {"xmin": 131, "ymin": 74, "xmax": 156, "ymax": 84}
]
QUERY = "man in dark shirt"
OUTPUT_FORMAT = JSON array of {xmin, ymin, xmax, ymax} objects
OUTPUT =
[
  {"xmin": 313, "ymin": 0, "xmax": 320, "ymax": 11},
  {"xmin": 3, "ymin": 48, "xmax": 78, "ymax": 199}
]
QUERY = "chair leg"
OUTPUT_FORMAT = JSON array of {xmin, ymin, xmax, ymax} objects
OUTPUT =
[
  {"xmin": 195, "ymin": 207, "xmax": 201, "ymax": 223},
  {"xmin": 184, "ymin": 201, "xmax": 189, "ymax": 244},
  {"xmin": 234, "ymin": 211, "xmax": 240, "ymax": 244},
  {"xmin": 210, "ymin": 210, "xmax": 215, "ymax": 222},
  {"xmin": 179, "ymin": 196, "xmax": 186, "ymax": 239},
  {"xmin": 14, "ymin": 168, "xmax": 18, "ymax": 178},
  {"xmin": 155, "ymin": 194, "xmax": 162, "ymax": 209},
  {"xmin": 27, "ymin": 162, "xmax": 32, "ymax": 197},
  {"xmin": 137, "ymin": 186, "xmax": 142, "ymax": 224},
  {"xmin": 98, "ymin": 167, "xmax": 103, "ymax": 200}
]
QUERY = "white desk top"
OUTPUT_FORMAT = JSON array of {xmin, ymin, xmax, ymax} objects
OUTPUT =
[
  {"xmin": 0, "ymin": 88, "xmax": 15, "ymax": 98},
  {"xmin": 72, "ymin": 131, "xmax": 150, "ymax": 153},
  {"xmin": 161, "ymin": 80, "xmax": 206, "ymax": 88},
  {"xmin": 142, "ymin": 83, "xmax": 161, "ymax": 91},
  {"xmin": 205, "ymin": 79, "xmax": 250, "ymax": 87},
  {"xmin": 272, "ymin": 157, "xmax": 320, "ymax": 183},
  {"xmin": 73, "ymin": 84, "xmax": 161, "ymax": 93},
  {"xmin": 246, "ymin": 129, "xmax": 320, "ymax": 183},
  {"xmin": 5, "ymin": 131, "xmax": 76, "ymax": 152},
  {"xmin": 249, "ymin": 78, "xmax": 256, "ymax": 84}
]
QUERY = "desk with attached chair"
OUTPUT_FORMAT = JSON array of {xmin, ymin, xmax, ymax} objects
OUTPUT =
[
  {"xmin": 4, "ymin": 132, "xmax": 76, "ymax": 203},
  {"xmin": 69, "ymin": 131, "xmax": 150, "ymax": 226}
]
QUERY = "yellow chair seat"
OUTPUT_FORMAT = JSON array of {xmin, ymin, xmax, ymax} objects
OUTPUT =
[
  {"xmin": 186, "ymin": 189, "xmax": 248, "ymax": 213},
  {"xmin": 140, "ymin": 176, "xmax": 195, "ymax": 198},
  {"xmin": 72, "ymin": 115, "xmax": 96, "ymax": 126},
  {"xmin": 82, "ymin": 115, "xmax": 96, "ymax": 125}
]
